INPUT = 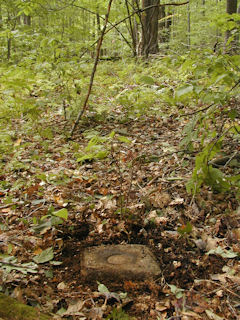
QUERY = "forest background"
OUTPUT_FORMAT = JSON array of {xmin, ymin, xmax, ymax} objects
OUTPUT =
[{"xmin": 0, "ymin": 0, "xmax": 240, "ymax": 319}]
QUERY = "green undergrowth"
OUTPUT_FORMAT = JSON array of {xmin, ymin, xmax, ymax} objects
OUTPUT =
[{"xmin": 0, "ymin": 50, "xmax": 239, "ymax": 197}]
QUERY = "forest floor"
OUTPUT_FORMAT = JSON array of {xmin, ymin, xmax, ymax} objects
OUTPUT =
[{"xmin": 0, "ymin": 77, "xmax": 240, "ymax": 319}]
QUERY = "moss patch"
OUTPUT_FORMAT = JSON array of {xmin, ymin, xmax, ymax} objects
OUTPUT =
[{"xmin": 0, "ymin": 293, "xmax": 53, "ymax": 320}]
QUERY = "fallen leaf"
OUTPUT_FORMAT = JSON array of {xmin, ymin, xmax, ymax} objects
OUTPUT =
[
  {"xmin": 14, "ymin": 138, "xmax": 22, "ymax": 146},
  {"xmin": 88, "ymin": 307, "xmax": 103, "ymax": 320},
  {"xmin": 203, "ymin": 236, "xmax": 219, "ymax": 251},
  {"xmin": 149, "ymin": 192, "xmax": 171, "ymax": 208},
  {"xmin": 182, "ymin": 310, "xmax": 202, "ymax": 318},
  {"xmin": 169, "ymin": 197, "xmax": 184, "ymax": 206},
  {"xmin": 33, "ymin": 247, "xmax": 54, "ymax": 264},
  {"xmin": 57, "ymin": 281, "xmax": 67, "ymax": 290},
  {"xmin": 207, "ymin": 246, "xmax": 238, "ymax": 258},
  {"xmin": 205, "ymin": 309, "xmax": 224, "ymax": 320},
  {"xmin": 62, "ymin": 299, "xmax": 85, "ymax": 316},
  {"xmin": 33, "ymin": 247, "xmax": 43, "ymax": 255}
]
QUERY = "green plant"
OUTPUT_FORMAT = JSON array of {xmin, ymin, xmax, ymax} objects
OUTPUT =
[
  {"xmin": 174, "ymin": 51, "xmax": 240, "ymax": 196},
  {"xmin": 168, "ymin": 284, "xmax": 185, "ymax": 299},
  {"xmin": 115, "ymin": 83, "xmax": 158, "ymax": 116},
  {"xmin": 0, "ymin": 255, "xmax": 38, "ymax": 275},
  {"xmin": 76, "ymin": 130, "xmax": 131, "ymax": 163},
  {"xmin": 177, "ymin": 222, "xmax": 193, "ymax": 236},
  {"xmin": 32, "ymin": 207, "xmax": 68, "ymax": 234}
]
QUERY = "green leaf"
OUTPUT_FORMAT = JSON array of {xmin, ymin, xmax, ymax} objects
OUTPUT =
[
  {"xmin": 214, "ymin": 73, "xmax": 227, "ymax": 84},
  {"xmin": 168, "ymin": 284, "xmax": 184, "ymax": 299},
  {"xmin": 119, "ymin": 292, "xmax": 128, "ymax": 299},
  {"xmin": 228, "ymin": 174, "xmax": 240, "ymax": 183},
  {"xmin": 117, "ymin": 135, "xmax": 131, "ymax": 144},
  {"xmin": 138, "ymin": 75, "xmax": 155, "ymax": 85},
  {"xmin": 83, "ymin": 130, "xmax": 100, "ymax": 139},
  {"xmin": 50, "ymin": 260, "xmax": 63, "ymax": 265},
  {"xmin": 0, "ymin": 256, "xmax": 38, "ymax": 274},
  {"xmin": 228, "ymin": 109, "xmax": 238, "ymax": 120},
  {"xmin": 50, "ymin": 216, "xmax": 65, "ymax": 226},
  {"xmin": 177, "ymin": 222, "xmax": 193, "ymax": 235},
  {"xmin": 33, "ymin": 247, "xmax": 54, "ymax": 264},
  {"xmin": 57, "ymin": 308, "xmax": 67, "ymax": 316},
  {"xmin": 53, "ymin": 208, "xmax": 68, "ymax": 221},
  {"xmin": 109, "ymin": 130, "xmax": 115, "ymax": 139},
  {"xmin": 176, "ymin": 85, "xmax": 193, "ymax": 97},
  {"xmin": 97, "ymin": 282, "xmax": 109, "ymax": 293},
  {"xmin": 95, "ymin": 150, "xmax": 109, "ymax": 159},
  {"xmin": 206, "ymin": 167, "xmax": 230, "ymax": 192},
  {"xmin": 32, "ymin": 219, "xmax": 52, "ymax": 234},
  {"xmin": 77, "ymin": 154, "xmax": 94, "ymax": 163}
]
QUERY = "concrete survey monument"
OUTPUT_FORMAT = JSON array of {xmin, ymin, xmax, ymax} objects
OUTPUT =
[{"xmin": 81, "ymin": 244, "xmax": 160, "ymax": 281}]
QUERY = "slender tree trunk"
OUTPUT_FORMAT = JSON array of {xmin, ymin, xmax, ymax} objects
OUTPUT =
[
  {"xmin": 70, "ymin": 0, "xmax": 114, "ymax": 137},
  {"xmin": 225, "ymin": 0, "xmax": 238, "ymax": 53},
  {"xmin": 125, "ymin": 0, "xmax": 137, "ymax": 56},
  {"xmin": 96, "ymin": 7, "xmax": 102, "ymax": 57},
  {"xmin": 132, "ymin": 0, "xmax": 143, "ymax": 56},
  {"xmin": 187, "ymin": 1, "xmax": 191, "ymax": 48},
  {"xmin": 7, "ymin": 37, "xmax": 11, "ymax": 60},
  {"xmin": 159, "ymin": 6, "xmax": 172, "ymax": 44},
  {"xmin": 96, "ymin": 12, "xmax": 101, "ymax": 37},
  {"xmin": 61, "ymin": 17, "xmax": 65, "ymax": 40},
  {"xmin": 202, "ymin": 0, "xmax": 205, "ymax": 16},
  {"xmin": 141, "ymin": 0, "xmax": 159, "ymax": 57},
  {"xmin": 0, "ymin": 5, "xmax": 2, "ymax": 23},
  {"xmin": 159, "ymin": 6, "xmax": 165, "ymax": 43},
  {"xmin": 133, "ymin": 0, "xmax": 140, "ymax": 55},
  {"xmin": 237, "ymin": 5, "xmax": 240, "ymax": 51}
]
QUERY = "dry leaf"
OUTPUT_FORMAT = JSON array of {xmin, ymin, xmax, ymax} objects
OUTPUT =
[
  {"xmin": 33, "ymin": 247, "xmax": 42, "ymax": 255},
  {"xmin": 169, "ymin": 197, "xmax": 184, "ymax": 206},
  {"xmin": 57, "ymin": 281, "xmax": 67, "ymax": 290},
  {"xmin": 62, "ymin": 299, "xmax": 85, "ymax": 316},
  {"xmin": 149, "ymin": 192, "xmax": 171, "ymax": 208},
  {"xmin": 182, "ymin": 311, "xmax": 202, "ymax": 318},
  {"xmin": 14, "ymin": 138, "xmax": 22, "ymax": 146},
  {"xmin": 88, "ymin": 307, "xmax": 103, "ymax": 320},
  {"xmin": 205, "ymin": 309, "xmax": 224, "ymax": 320},
  {"xmin": 202, "ymin": 236, "xmax": 220, "ymax": 251}
]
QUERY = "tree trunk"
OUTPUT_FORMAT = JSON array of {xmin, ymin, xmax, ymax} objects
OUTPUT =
[
  {"xmin": 237, "ymin": 4, "xmax": 240, "ymax": 50},
  {"xmin": 125, "ymin": 0, "xmax": 137, "ymax": 56},
  {"xmin": 202, "ymin": 0, "xmax": 205, "ymax": 16},
  {"xmin": 159, "ymin": 6, "xmax": 172, "ymax": 44},
  {"xmin": 96, "ymin": 12, "xmax": 101, "ymax": 37},
  {"xmin": 225, "ymin": 0, "xmax": 238, "ymax": 53},
  {"xmin": 7, "ymin": 37, "xmax": 11, "ymax": 60},
  {"xmin": 141, "ymin": 0, "xmax": 159, "ymax": 57},
  {"xmin": 23, "ymin": 14, "xmax": 31, "ymax": 26},
  {"xmin": 187, "ymin": 1, "xmax": 191, "ymax": 48},
  {"xmin": 226, "ymin": 0, "xmax": 237, "ymax": 14}
]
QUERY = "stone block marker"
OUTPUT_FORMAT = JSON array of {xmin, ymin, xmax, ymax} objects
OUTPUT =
[{"xmin": 81, "ymin": 244, "xmax": 160, "ymax": 282}]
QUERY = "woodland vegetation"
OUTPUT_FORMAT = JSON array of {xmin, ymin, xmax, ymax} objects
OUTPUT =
[{"xmin": 0, "ymin": 0, "xmax": 240, "ymax": 319}]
